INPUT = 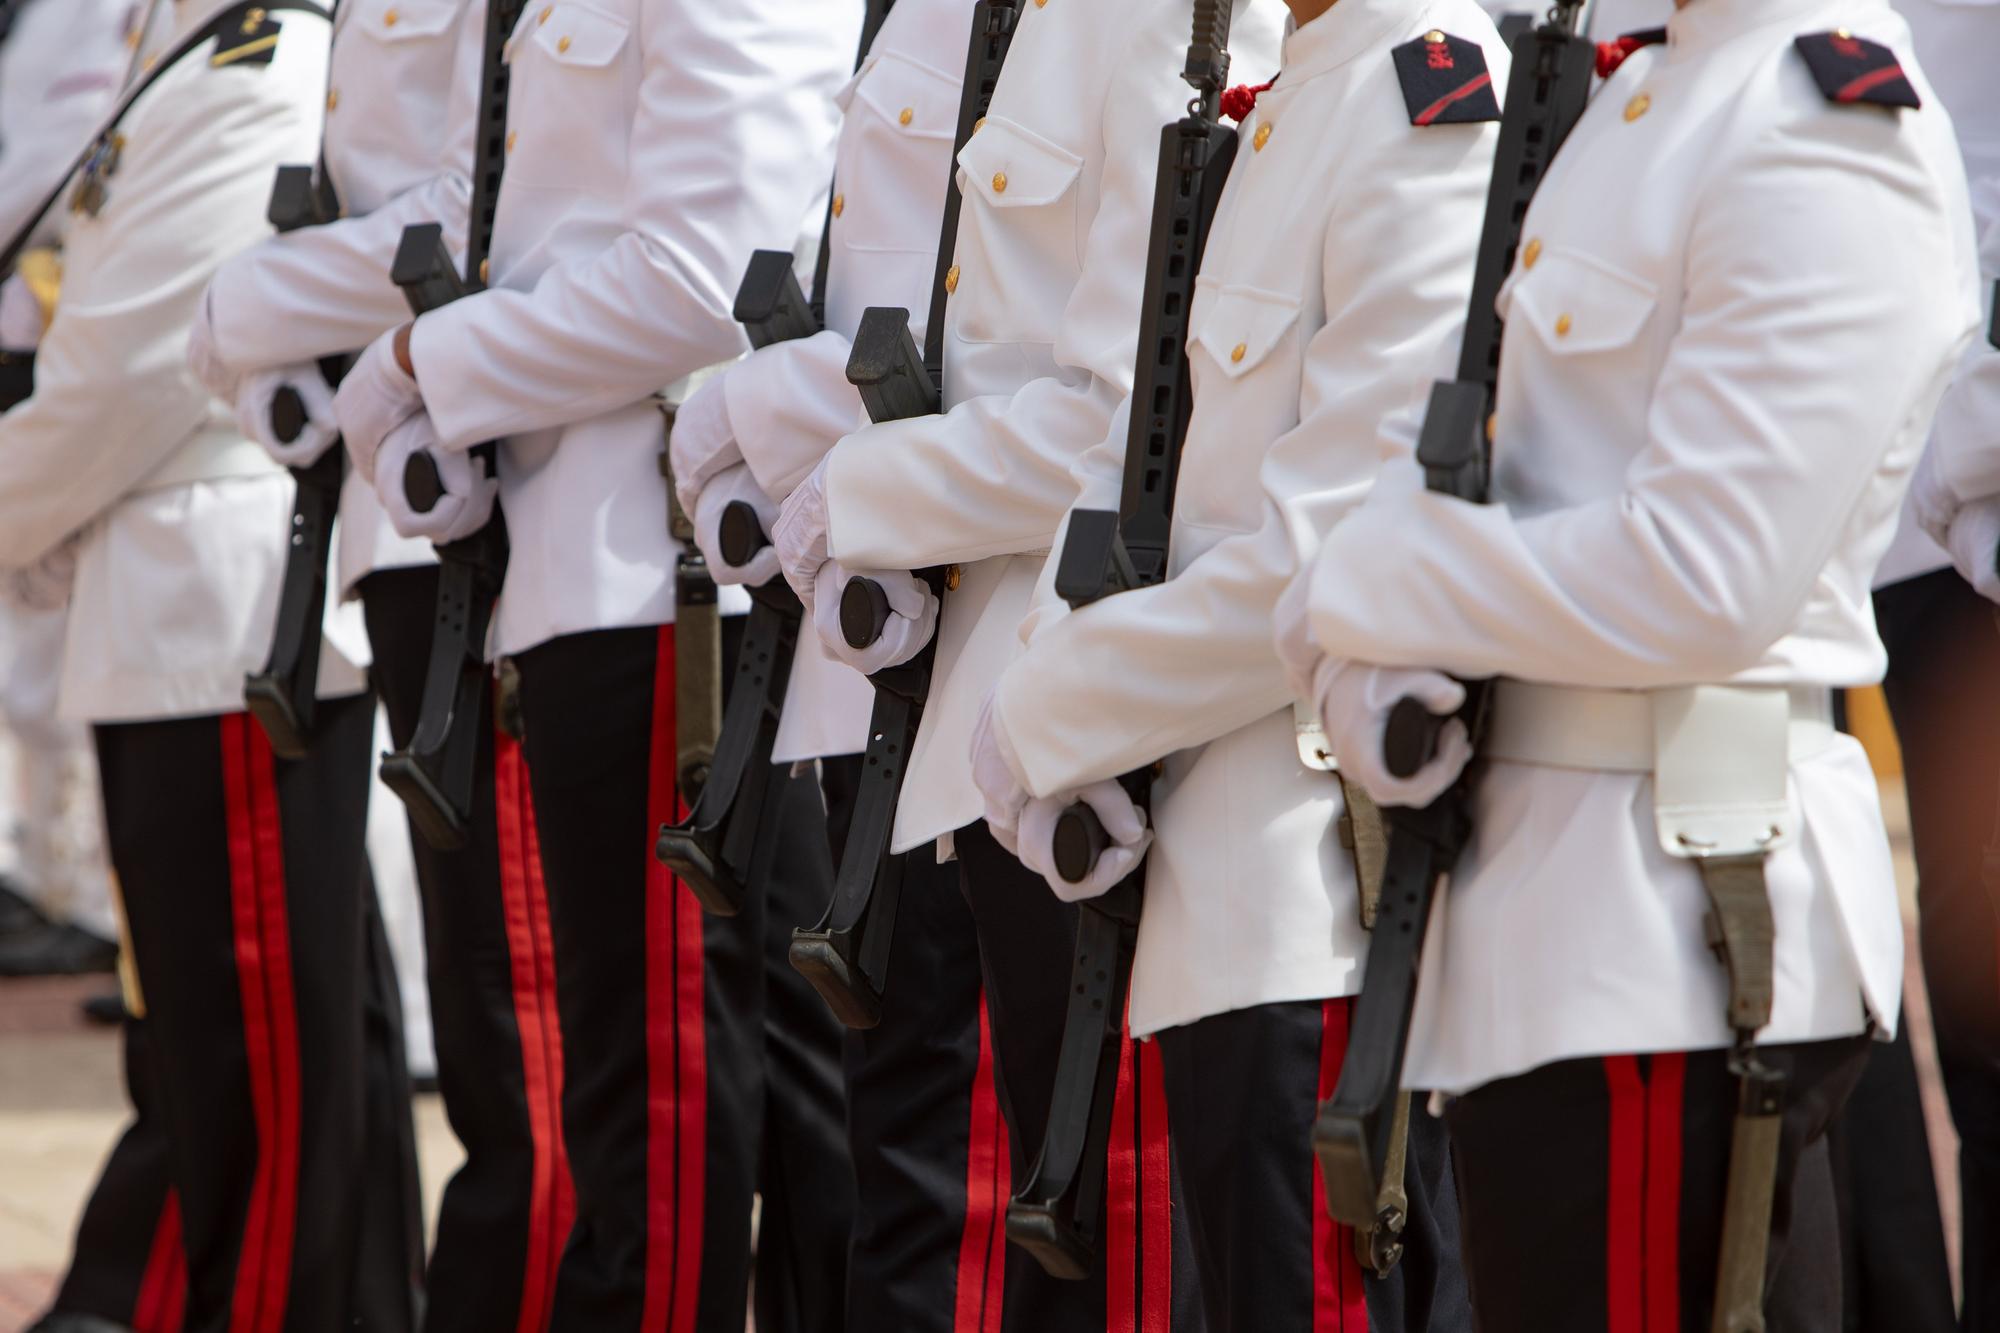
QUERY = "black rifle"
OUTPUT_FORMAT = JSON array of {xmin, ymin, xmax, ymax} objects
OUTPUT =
[
  {"xmin": 1005, "ymin": 0, "xmax": 1240, "ymax": 1281},
  {"xmin": 376, "ymin": 0, "xmax": 525, "ymax": 851},
  {"xmin": 654, "ymin": 252, "xmax": 817, "ymax": 913},
  {"xmin": 788, "ymin": 0, "xmax": 1020, "ymax": 1028},
  {"xmin": 1312, "ymin": 6, "xmax": 1594, "ymax": 1230},
  {"xmin": 655, "ymin": 0, "xmax": 891, "ymax": 912},
  {"xmin": 243, "ymin": 163, "xmax": 348, "ymax": 758},
  {"xmin": 0, "ymin": 349, "xmax": 30, "ymax": 410}
]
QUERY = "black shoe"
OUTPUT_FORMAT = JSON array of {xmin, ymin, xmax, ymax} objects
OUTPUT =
[
  {"xmin": 80, "ymin": 991, "xmax": 129, "ymax": 1026},
  {"xmin": 28, "ymin": 1313, "xmax": 138, "ymax": 1333},
  {"xmin": 0, "ymin": 921, "xmax": 118, "ymax": 976},
  {"xmin": 0, "ymin": 875, "xmax": 48, "ymax": 937}
]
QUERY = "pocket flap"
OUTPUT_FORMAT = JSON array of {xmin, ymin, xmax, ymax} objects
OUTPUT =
[
  {"xmin": 531, "ymin": 2, "xmax": 630, "ymax": 67},
  {"xmin": 853, "ymin": 51, "xmax": 960, "ymax": 141},
  {"xmin": 1507, "ymin": 249, "xmax": 1657, "ymax": 356},
  {"xmin": 1193, "ymin": 284, "xmax": 1303, "ymax": 378},
  {"xmin": 957, "ymin": 118, "xmax": 1083, "ymax": 208},
  {"xmin": 358, "ymin": 0, "xmax": 462, "ymax": 41}
]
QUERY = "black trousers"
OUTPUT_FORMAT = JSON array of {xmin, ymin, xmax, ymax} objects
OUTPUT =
[
  {"xmin": 94, "ymin": 694, "xmax": 420, "ymax": 1333},
  {"xmin": 954, "ymin": 820, "xmax": 1202, "ymax": 1333},
  {"xmin": 1154, "ymin": 999, "xmax": 1472, "ymax": 1333},
  {"xmin": 363, "ymin": 566, "xmax": 574, "ymax": 1333},
  {"xmin": 509, "ymin": 623, "xmax": 852, "ymax": 1332},
  {"xmin": 1446, "ymin": 1037, "xmax": 1870, "ymax": 1333},
  {"xmin": 819, "ymin": 756, "xmax": 1007, "ymax": 1332},
  {"xmin": 1872, "ymin": 567, "xmax": 2000, "ymax": 1330}
]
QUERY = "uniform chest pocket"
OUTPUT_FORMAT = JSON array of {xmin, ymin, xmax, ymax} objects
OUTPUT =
[
  {"xmin": 353, "ymin": 0, "xmax": 462, "ymax": 43},
  {"xmin": 950, "ymin": 119, "xmax": 1084, "ymax": 345},
  {"xmin": 1504, "ymin": 248, "xmax": 1657, "ymax": 358},
  {"xmin": 836, "ymin": 51, "xmax": 959, "ymax": 256},
  {"xmin": 504, "ymin": 2, "xmax": 633, "ymax": 191},
  {"xmin": 1191, "ymin": 284, "xmax": 1304, "ymax": 380}
]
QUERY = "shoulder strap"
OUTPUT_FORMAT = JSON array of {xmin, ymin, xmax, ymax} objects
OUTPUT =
[
  {"xmin": 463, "ymin": 0, "xmax": 530, "ymax": 288},
  {"xmin": 0, "ymin": 0, "xmax": 330, "ymax": 275}
]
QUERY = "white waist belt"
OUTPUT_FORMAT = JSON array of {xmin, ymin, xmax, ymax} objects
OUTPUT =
[
  {"xmin": 136, "ymin": 422, "xmax": 283, "ymax": 494},
  {"xmin": 1482, "ymin": 681, "xmax": 1839, "ymax": 861}
]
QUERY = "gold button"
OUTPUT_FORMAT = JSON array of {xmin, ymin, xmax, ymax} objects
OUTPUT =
[
  {"xmin": 480, "ymin": 258, "xmax": 491, "ymax": 284},
  {"xmin": 831, "ymin": 192, "xmax": 844, "ymax": 218},
  {"xmin": 898, "ymin": 107, "xmax": 914, "ymax": 127},
  {"xmin": 1522, "ymin": 238, "xmax": 1541, "ymax": 270},
  {"xmin": 1230, "ymin": 342, "xmax": 1247, "ymax": 364},
  {"xmin": 974, "ymin": 117, "xmax": 987, "ymax": 133},
  {"xmin": 143, "ymin": 53, "xmax": 157, "ymax": 71},
  {"xmin": 244, "ymin": 7, "xmax": 268, "ymax": 32},
  {"xmin": 1034, "ymin": 0, "xmax": 1047, "ymax": 7},
  {"xmin": 945, "ymin": 564, "xmax": 963, "ymax": 591},
  {"xmin": 1423, "ymin": 28, "xmax": 1445, "ymax": 42},
  {"xmin": 557, "ymin": 35, "xmax": 572, "ymax": 52},
  {"xmin": 383, "ymin": 7, "xmax": 398, "ymax": 24},
  {"xmin": 1555, "ymin": 313, "xmax": 1573, "ymax": 337},
  {"xmin": 1624, "ymin": 92, "xmax": 1650, "ymax": 122},
  {"xmin": 1834, "ymin": 26, "xmax": 1851, "ymax": 38},
  {"xmin": 991, "ymin": 172, "xmax": 1007, "ymax": 194},
  {"xmin": 126, "ymin": 27, "xmax": 141, "ymax": 47},
  {"xmin": 507, "ymin": 131, "xmax": 518, "ymax": 152},
  {"xmin": 1253, "ymin": 122, "xmax": 1272, "ymax": 151},
  {"xmin": 944, "ymin": 265, "xmax": 961, "ymax": 294},
  {"xmin": 1485, "ymin": 413, "xmax": 1497, "ymax": 443},
  {"xmin": 539, "ymin": 4, "xmax": 552, "ymax": 20},
  {"xmin": 326, "ymin": 88, "xmax": 339, "ymax": 111}
]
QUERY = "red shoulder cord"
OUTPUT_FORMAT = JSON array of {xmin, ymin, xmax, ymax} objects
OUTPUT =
[
  {"xmin": 1595, "ymin": 35, "xmax": 1652, "ymax": 79},
  {"xmin": 1220, "ymin": 77, "xmax": 1277, "ymax": 122}
]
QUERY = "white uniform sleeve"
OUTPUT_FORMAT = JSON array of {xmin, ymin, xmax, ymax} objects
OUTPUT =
[
  {"xmin": 722, "ymin": 328, "xmax": 863, "ymax": 501},
  {"xmin": 1929, "ymin": 196, "xmax": 2000, "ymax": 502},
  {"xmin": 0, "ymin": 54, "xmax": 327, "ymax": 566},
  {"xmin": 1303, "ymin": 116, "xmax": 1980, "ymax": 688},
  {"xmin": 408, "ymin": 0, "xmax": 849, "ymax": 450},
  {"xmin": 817, "ymin": 23, "xmax": 1186, "ymax": 572},
  {"xmin": 992, "ymin": 130, "xmax": 1491, "ymax": 797},
  {"xmin": 0, "ymin": 0, "xmax": 130, "ymax": 249}
]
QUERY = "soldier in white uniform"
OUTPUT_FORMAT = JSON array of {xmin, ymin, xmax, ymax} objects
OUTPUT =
[
  {"xmin": 186, "ymin": 4, "xmax": 586, "ymax": 1327},
  {"xmin": 967, "ymin": 0, "xmax": 1502, "ymax": 1325},
  {"xmin": 0, "ymin": 2, "xmax": 430, "ymax": 1329},
  {"xmin": 665, "ymin": 1, "xmax": 1038, "ymax": 1326},
  {"xmin": 330, "ymin": 1, "xmax": 863, "ymax": 1325},
  {"xmin": 1278, "ymin": 0, "xmax": 1978, "ymax": 1327},
  {"xmin": 768, "ymin": 0, "xmax": 1281, "ymax": 1322}
]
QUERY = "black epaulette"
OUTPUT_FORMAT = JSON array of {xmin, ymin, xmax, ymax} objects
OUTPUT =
[
  {"xmin": 211, "ymin": 3, "xmax": 286, "ymax": 68},
  {"xmin": 1793, "ymin": 31, "xmax": 1920, "ymax": 110},
  {"xmin": 1393, "ymin": 30, "xmax": 1502, "ymax": 127}
]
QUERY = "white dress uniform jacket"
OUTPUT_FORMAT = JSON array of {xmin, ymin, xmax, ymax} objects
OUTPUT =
[
  {"xmin": 991, "ymin": 0, "xmax": 1504, "ymax": 1038},
  {"xmin": 820, "ymin": 0, "xmax": 1284, "ymax": 854},
  {"xmin": 0, "ymin": 0, "xmax": 366, "ymax": 723},
  {"xmin": 713, "ymin": 0, "xmax": 971, "ymax": 765},
  {"xmin": 1299, "ymin": 0, "xmax": 1978, "ymax": 1093},
  {"xmin": 403, "ymin": 0, "xmax": 857, "ymax": 658},
  {"xmin": 201, "ymin": 0, "xmax": 488, "ymax": 596},
  {"xmin": 0, "ymin": 0, "xmax": 131, "ymax": 249}
]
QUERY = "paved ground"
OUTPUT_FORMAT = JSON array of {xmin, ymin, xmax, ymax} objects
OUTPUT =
[{"xmin": 0, "ymin": 779, "xmax": 1962, "ymax": 1328}]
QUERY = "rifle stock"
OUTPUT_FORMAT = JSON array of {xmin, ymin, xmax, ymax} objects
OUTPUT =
[
  {"xmin": 1313, "ymin": 11, "xmax": 1595, "ymax": 1228},
  {"xmin": 243, "ymin": 163, "xmax": 348, "ymax": 759}
]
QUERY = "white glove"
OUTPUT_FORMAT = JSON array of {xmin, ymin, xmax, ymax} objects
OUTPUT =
[
  {"xmin": 1271, "ymin": 565, "xmax": 1325, "ymax": 704},
  {"xmin": 334, "ymin": 328, "xmax": 424, "ymax": 487},
  {"xmin": 1944, "ymin": 493, "xmax": 2000, "ymax": 605},
  {"xmin": 237, "ymin": 365, "xmax": 341, "ymax": 467},
  {"xmin": 0, "ymin": 274, "xmax": 42, "ymax": 351},
  {"xmin": 773, "ymin": 455, "xmax": 833, "ymax": 611},
  {"xmin": 693, "ymin": 463, "xmax": 782, "ymax": 587},
  {"xmin": 969, "ymin": 693, "xmax": 1032, "ymax": 849},
  {"xmin": 1910, "ymin": 443, "xmax": 1964, "ymax": 550},
  {"xmin": 1017, "ymin": 781, "xmax": 1152, "ymax": 903},
  {"xmin": 668, "ymin": 372, "xmax": 742, "ymax": 514},
  {"xmin": 1313, "ymin": 659, "xmax": 1473, "ymax": 809},
  {"xmin": 3, "ymin": 532, "xmax": 82, "ymax": 613},
  {"xmin": 374, "ymin": 412, "xmax": 496, "ymax": 543},
  {"xmin": 185, "ymin": 290, "xmax": 242, "ymax": 403},
  {"xmin": 812, "ymin": 561, "xmax": 938, "ymax": 674}
]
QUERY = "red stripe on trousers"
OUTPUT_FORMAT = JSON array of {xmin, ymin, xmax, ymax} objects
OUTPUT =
[
  {"xmin": 220, "ymin": 714, "xmax": 302, "ymax": 1333},
  {"xmin": 1107, "ymin": 1025, "xmax": 1138, "ymax": 1333},
  {"xmin": 495, "ymin": 728, "xmax": 571, "ymax": 1333},
  {"xmin": 1644, "ymin": 1055, "xmax": 1685, "ymax": 1333},
  {"xmin": 951, "ymin": 994, "xmax": 1009, "ymax": 1333},
  {"xmin": 1312, "ymin": 999, "xmax": 1367, "ymax": 1332},
  {"xmin": 1138, "ymin": 1039, "xmax": 1170, "ymax": 1330},
  {"xmin": 131, "ymin": 1189, "xmax": 187, "ymax": 1333},
  {"xmin": 1107, "ymin": 1011, "xmax": 1174, "ymax": 1333},
  {"xmin": 523, "ymin": 763, "xmax": 577, "ymax": 1295},
  {"xmin": 641, "ymin": 626, "xmax": 707, "ymax": 1333},
  {"xmin": 1605, "ymin": 1056, "xmax": 1646, "ymax": 1333}
]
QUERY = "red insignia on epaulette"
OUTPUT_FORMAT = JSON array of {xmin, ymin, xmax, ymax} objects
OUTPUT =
[
  {"xmin": 1392, "ymin": 30, "xmax": 1501, "ymax": 127},
  {"xmin": 1793, "ymin": 31, "xmax": 1921, "ymax": 109}
]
